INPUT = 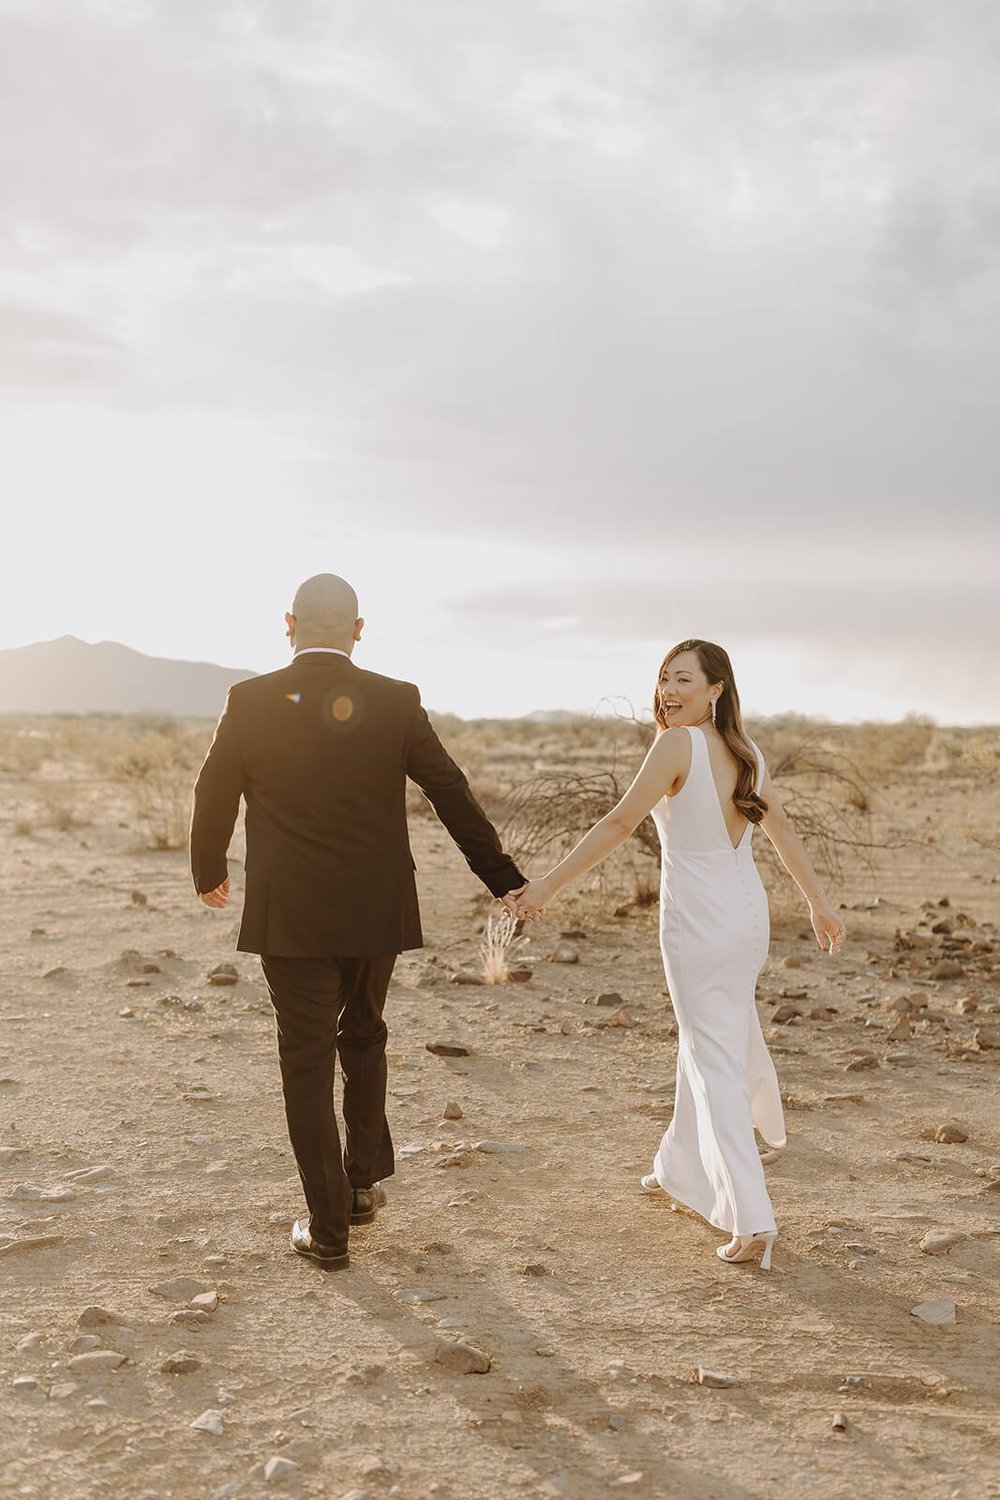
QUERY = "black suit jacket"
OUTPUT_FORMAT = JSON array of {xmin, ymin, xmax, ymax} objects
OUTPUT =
[{"xmin": 189, "ymin": 652, "xmax": 524, "ymax": 957}]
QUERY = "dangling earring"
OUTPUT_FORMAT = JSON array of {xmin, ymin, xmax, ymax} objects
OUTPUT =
[{"xmin": 710, "ymin": 697, "xmax": 717, "ymax": 726}]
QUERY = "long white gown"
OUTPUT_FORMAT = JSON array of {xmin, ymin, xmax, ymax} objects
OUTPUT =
[{"xmin": 649, "ymin": 724, "xmax": 786, "ymax": 1236}]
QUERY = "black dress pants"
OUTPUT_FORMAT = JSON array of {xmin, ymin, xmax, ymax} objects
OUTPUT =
[{"xmin": 260, "ymin": 953, "xmax": 396, "ymax": 1249}]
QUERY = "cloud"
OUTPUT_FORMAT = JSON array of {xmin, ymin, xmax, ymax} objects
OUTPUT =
[{"xmin": 1, "ymin": 0, "xmax": 998, "ymax": 718}]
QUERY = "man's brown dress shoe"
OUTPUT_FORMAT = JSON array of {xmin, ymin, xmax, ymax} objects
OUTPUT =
[
  {"xmin": 289, "ymin": 1218, "xmax": 349, "ymax": 1269},
  {"xmin": 350, "ymin": 1182, "xmax": 387, "ymax": 1225}
]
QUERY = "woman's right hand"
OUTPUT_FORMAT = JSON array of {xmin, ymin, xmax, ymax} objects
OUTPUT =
[{"xmin": 810, "ymin": 897, "xmax": 846, "ymax": 955}]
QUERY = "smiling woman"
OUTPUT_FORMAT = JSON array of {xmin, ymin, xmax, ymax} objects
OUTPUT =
[
  {"xmin": 513, "ymin": 636, "xmax": 847, "ymax": 1271},
  {"xmin": 654, "ymin": 639, "xmax": 765, "ymax": 831}
]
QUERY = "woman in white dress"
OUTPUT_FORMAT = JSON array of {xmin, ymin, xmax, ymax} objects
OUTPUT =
[{"xmin": 514, "ymin": 641, "xmax": 846, "ymax": 1271}]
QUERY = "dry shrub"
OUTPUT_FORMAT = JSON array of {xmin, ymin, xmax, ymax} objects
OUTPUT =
[
  {"xmin": 115, "ymin": 730, "xmax": 206, "ymax": 851},
  {"xmin": 499, "ymin": 713, "xmax": 904, "ymax": 906}
]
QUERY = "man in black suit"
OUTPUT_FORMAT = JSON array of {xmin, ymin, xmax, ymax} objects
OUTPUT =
[{"xmin": 190, "ymin": 573, "xmax": 525, "ymax": 1269}]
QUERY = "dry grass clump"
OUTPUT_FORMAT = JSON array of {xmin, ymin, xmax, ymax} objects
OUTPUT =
[{"xmin": 479, "ymin": 910, "xmax": 525, "ymax": 984}]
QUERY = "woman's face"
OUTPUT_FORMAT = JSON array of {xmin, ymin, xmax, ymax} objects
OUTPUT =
[{"xmin": 658, "ymin": 650, "xmax": 719, "ymax": 727}]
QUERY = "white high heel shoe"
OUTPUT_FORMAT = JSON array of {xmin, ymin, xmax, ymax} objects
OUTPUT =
[
  {"xmin": 716, "ymin": 1230, "xmax": 778, "ymax": 1271},
  {"xmin": 640, "ymin": 1174, "xmax": 663, "ymax": 1193}
]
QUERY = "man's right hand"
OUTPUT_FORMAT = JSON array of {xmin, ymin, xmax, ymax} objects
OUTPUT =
[{"xmin": 199, "ymin": 878, "xmax": 230, "ymax": 909}]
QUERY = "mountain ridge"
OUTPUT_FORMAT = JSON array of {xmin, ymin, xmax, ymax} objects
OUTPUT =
[{"xmin": 0, "ymin": 635, "xmax": 257, "ymax": 718}]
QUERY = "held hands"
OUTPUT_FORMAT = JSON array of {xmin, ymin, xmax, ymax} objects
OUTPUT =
[
  {"xmin": 500, "ymin": 876, "xmax": 554, "ymax": 923},
  {"xmin": 199, "ymin": 878, "xmax": 230, "ymax": 909},
  {"xmin": 809, "ymin": 896, "xmax": 846, "ymax": 955}
]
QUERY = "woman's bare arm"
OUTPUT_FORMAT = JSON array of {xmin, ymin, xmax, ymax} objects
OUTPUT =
[
  {"xmin": 757, "ymin": 769, "xmax": 846, "ymax": 953},
  {"xmin": 519, "ymin": 731, "xmax": 685, "ymax": 909}
]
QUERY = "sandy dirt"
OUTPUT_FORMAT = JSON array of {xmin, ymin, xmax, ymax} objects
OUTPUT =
[{"xmin": 1, "ymin": 720, "xmax": 998, "ymax": 1500}]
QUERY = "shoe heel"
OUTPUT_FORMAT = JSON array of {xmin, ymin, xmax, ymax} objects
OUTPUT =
[{"xmin": 759, "ymin": 1232, "xmax": 777, "ymax": 1271}]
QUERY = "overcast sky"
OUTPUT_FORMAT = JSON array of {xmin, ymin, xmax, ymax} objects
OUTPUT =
[{"xmin": 2, "ymin": 0, "xmax": 998, "ymax": 721}]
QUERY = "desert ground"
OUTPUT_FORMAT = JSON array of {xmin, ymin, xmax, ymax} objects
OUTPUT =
[{"xmin": 1, "ymin": 712, "xmax": 998, "ymax": 1500}]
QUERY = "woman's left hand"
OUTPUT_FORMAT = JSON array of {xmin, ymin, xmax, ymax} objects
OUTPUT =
[{"xmin": 810, "ymin": 898, "xmax": 846, "ymax": 955}]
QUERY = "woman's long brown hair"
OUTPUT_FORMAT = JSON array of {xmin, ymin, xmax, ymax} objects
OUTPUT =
[{"xmin": 653, "ymin": 639, "xmax": 767, "ymax": 823}]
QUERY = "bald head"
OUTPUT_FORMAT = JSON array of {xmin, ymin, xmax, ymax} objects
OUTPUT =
[{"xmin": 287, "ymin": 573, "xmax": 362, "ymax": 652}]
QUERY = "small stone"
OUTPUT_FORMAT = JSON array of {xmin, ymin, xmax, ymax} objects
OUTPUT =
[
  {"xmin": 395, "ymin": 1288, "xmax": 446, "ymax": 1304},
  {"xmin": 357, "ymin": 1455, "xmax": 393, "ymax": 1477},
  {"xmin": 588, "ymin": 992, "xmax": 624, "ymax": 1007},
  {"xmin": 0, "ymin": 1234, "xmax": 65, "ymax": 1257},
  {"xmin": 425, "ymin": 1041, "xmax": 471, "ymax": 1057},
  {"xmin": 521, "ymin": 1263, "xmax": 550, "ymax": 1277},
  {"xmin": 974, "ymin": 1026, "xmax": 1000, "ymax": 1050},
  {"xmin": 507, "ymin": 966, "xmax": 533, "ymax": 984},
  {"xmin": 279, "ymin": 1438, "xmax": 318, "ymax": 1463},
  {"xmin": 148, "ymin": 1276, "xmax": 212, "ymax": 1301},
  {"xmin": 605, "ymin": 1008, "xmax": 636, "ymax": 1028},
  {"xmin": 65, "ymin": 1164, "xmax": 114, "ymax": 1184},
  {"xmin": 932, "ymin": 960, "xmax": 965, "ymax": 981},
  {"xmin": 16, "ymin": 1333, "xmax": 44, "ymax": 1351},
  {"xmin": 7, "ymin": 1182, "xmax": 77, "ymax": 1201},
  {"xmin": 886, "ymin": 1051, "xmax": 916, "ymax": 1066},
  {"xmin": 66, "ymin": 1350, "xmax": 126, "ymax": 1374},
  {"xmin": 78, "ymin": 1305, "xmax": 127, "ymax": 1329},
  {"xmin": 442, "ymin": 1101, "xmax": 464, "ymax": 1120},
  {"xmin": 434, "ymin": 1341, "xmax": 490, "ymax": 1374},
  {"xmin": 48, "ymin": 1381, "xmax": 79, "ymax": 1400},
  {"xmin": 885, "ymin": 1016, "xmax": 911, "ymax": 1041},
  {"xmin": 694, "ymin": 1367, "xmax": 740, "ymax": 1388},
  {"xmin": 189, "ymin": 1290, "xmax": 219, "ymax": 1311},
  {"xmin": 191, "ymin": 1408, "xmax": 225, "ymax": 1436},
  {"xmin": 160, "ymin": 1351, "xmax": 201, "ymax": 1373},
  {"xmin": 170, "ymin": 1309, "xmax": 212, "ymax": 1330},
  {"xmin": 205, "ymin": 1161, "xmax": 230, "ymax": 1175},
  {"xmin": 831, "ymin": 1411, "xmax": 848, "ymax": 1432},
  {"xmin": 843, "ymin": 1243, "xmax": 876, "ymax": 1256},
  {"xmin": 340, "ymin": 1493, "xmax": 372, "ymax": 1500},
  {"xmin": 934, "ymin": 1124, "xmax": 969, "ymax": 1144},
  {"xmin": 910, "ymin": 1298, "xmax": 957, "ymax": 1326},
  {"xmin": 473, "ymin": 1140, "xmax": 526, "ymax": 1154},
  {"xmin": 119, "ymin": 1007, "xmax": 135, "ymax": 1018},
  {"xmin": 12, "ymin": 1377, "xmax": 41, "ymax": 1395},
  {"xmin": 69, "ymin": 1335, "xmax": 103, "ymax": 1353},
  {"xmin": 501, "ymin": 1409, "xmax": 522, "ymax": 1425},
  {"xmin": 264, "ymin": 1456, "xmax": 300, "ymax": 1484},
  {"xmin": 449, "ymin": 970, "xmax": 485, "ymax": 986},
  {"xmin": 610, "ymin": 1477, "xmax": 644, "ymax": 1489},
  {"xmin": 919, "ymin": 1229, "xmax": 965, "ymax": 1256},
  {"xmin": 771, "ymin": 1004, "xmax": 802, "ymax": 1025},
  {"xmin": 844, "ymin": 1052, "xmax": 878, "ymax": 1072},
  {"xmin": 956, "ymin": 996, "xmax": 978, "ymax": 1015},
  {"xmin": 208, "ymin": 966, "xmax": 239, "ymax": 986},
  {"xmin": 551, "ymin": 944, "xmax": 579, "ymax": 964}
]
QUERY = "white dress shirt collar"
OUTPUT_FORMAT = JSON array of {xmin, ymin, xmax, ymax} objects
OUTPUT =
[{"xmin": 294, "ymin": 647, "xmax": 351, "ymax": 659}]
